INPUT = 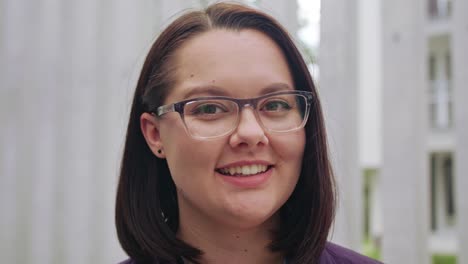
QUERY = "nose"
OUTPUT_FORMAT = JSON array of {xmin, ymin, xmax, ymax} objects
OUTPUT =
[{"xmin": 229, "ymin": 106, "xmax": 269, "ymax": 149}]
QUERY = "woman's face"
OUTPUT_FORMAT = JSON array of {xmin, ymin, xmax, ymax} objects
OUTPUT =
[{"xmin": 142, "ymin": 29, "xmax": 305, "ymax": 230}]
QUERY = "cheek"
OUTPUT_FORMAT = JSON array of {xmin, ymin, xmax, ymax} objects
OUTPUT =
[
  {"xmin": 160, "ymin": 122, "xmax": 226, "ymax": 186},
  {"xmin": 270, "ymin": 131, "xmax": 305, "ymax": 194},
  {"xmin": 272, "ymin": 130, "xmax": 306, "ymax": 163}
]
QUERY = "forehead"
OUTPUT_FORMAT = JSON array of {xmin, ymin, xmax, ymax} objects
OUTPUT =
[
  {"xmin": 176, "ymin": 28, "xmax": 281, "ymax": 57},
  {"xmin": 167, "ymin": 29, "xmax": 293, "ymax": 100}
]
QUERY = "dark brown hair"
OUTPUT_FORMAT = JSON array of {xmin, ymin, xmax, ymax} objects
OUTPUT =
[{"xmin": 115, "ymin": 2, "xmax": 335, "ymax": 264}]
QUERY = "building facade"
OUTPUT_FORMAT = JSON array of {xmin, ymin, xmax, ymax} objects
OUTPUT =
[{"xmin": 320, "ymin": 0, "xmax": 467, "ymax": 263}]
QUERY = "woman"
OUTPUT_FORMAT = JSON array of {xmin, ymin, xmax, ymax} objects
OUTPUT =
[{"xmin": 116, "ymin": 2, "xmax": 381, "ymax": 264}]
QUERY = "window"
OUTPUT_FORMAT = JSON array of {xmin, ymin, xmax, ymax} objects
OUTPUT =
[
  {"xmin": 428, "ymin": 0, "xmax": 438, "ymax": 17},
  {"xmin": 430, "ymin": 153, "xmax": 457, "ymax": 231},
  {"xmin": 430, "ymin": 153, "xmax": 437, "ymax": 231},
  {"xmin": 443, "ymin": 156, "xmax": 455, "ymax": 218},
  {"xmin": 445, "ymin": 52, "xmax": 451, "ymax": 80},
  {"xmin": 445, "ymin": 51, "xmax": 453, "ymax": 127},
  {"xmin": 429, "ymin": 54, "xmax": 436, "ymax": 81},
  {"xmin": 428, "ymin": 0, "xmax": 452, "ymax": 18}
]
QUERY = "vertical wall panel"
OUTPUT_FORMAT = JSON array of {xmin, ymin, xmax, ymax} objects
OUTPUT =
[
  {"xmin": 453, "ymin": 0, "xmax": 468, "ymax": 262},
  {"xmin": 380, "ymin": 0, "xmax": 429, "ymax": 262},
  {"xmin": 319, "ymin": 0, "xmax": 362, "ymax": 251},
  {"xmin": 0, "ymin": 0, "xmax": 21, "ymax": 262},
  {"xmin": 27, "ymin": 0, "xmax": 61, "ymax": 263},
  {"xmin": 12, "ymin": 1, "xmax": 42, "ymax": 263},
  {"xmin": 94, "ymin": 0, "xmax": 161, "ymax": 262}
]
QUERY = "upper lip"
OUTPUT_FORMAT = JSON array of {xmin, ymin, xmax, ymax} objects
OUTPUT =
[{"xmin": 216, "ymin": 160, "xmax": 273, "ymax": 169}]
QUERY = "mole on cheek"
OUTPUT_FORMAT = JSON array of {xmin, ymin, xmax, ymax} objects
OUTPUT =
[
  {"xmin": 211, "ymin": 79, "xmax": 216, "ymax": 83},
  {"xmin": 190, "ymin": 74, "xmax": 194, "ymax": 78}
]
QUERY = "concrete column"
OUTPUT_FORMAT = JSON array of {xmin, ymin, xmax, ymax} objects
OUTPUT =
[
  {"xmin": 0, "ymin": 1, "xmax": 44, "ymax": 263},
  {"xmin": 27, "ymin": 1, "xmax": 62, "ymax": 263},
  {"xmin": 92, "ymin": 2, "xmax": 119, "ymax": 262},
  {"xmin": 0, "ymin": 1, "xmax": 24, "ymax": 262},
  {"xmin": 319, "ymin": 0, "xmax": 362, "ymax": 251},
  {"xmin": 55, "ymin": 1, "xmax": 98, "ymax": 263},
  {"xmin": 452, "ymin": 0, "xmax": 468, "ymax": 262},
  {"xmin": 98, "ymin": 1, "xmax": 162, "ymax": 261},
  {"xmin": 358, "ymin": 0, "xmax": 382, "ymax": 170},
  {"xmin": 380, "ymin": 0, "xmax": 429, "ymax": 263}
]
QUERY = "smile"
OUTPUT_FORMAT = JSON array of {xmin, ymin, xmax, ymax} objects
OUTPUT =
[{"xmin": 216, "ymin": 164, "xmax": 271, "ymax": 177}]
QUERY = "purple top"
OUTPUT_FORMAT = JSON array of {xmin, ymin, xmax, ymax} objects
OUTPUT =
[
  {"xmin": 318, "ymin": 243, "xmax": 383, "ymax": 263},
  {"xmin": 119, "ymin": 242, "xmax": 383, "ymax": 264}
]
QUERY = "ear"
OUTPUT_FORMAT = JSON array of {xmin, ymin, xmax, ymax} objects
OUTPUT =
[{"xmin": 140, "ymin": 112, "xmax": 166, "ymax": 158}]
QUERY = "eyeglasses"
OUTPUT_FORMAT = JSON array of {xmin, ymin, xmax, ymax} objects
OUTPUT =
[{"xmin": 151, "ymin": 90, "xmax": 313, "ymax": 139}]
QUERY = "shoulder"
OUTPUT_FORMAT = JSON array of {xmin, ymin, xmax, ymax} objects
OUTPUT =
[{"xmin": 319, "ymin": 242, "xmax": 383, "ymax": 264}]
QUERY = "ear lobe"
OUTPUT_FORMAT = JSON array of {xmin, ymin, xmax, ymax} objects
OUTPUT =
[{"xmin": 140, "ymin": 113, "xmax": 166, "ymax": 158}]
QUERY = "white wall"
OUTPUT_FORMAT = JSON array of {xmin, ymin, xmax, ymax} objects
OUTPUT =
[{"xmin": 0, "ymin": 0, "xmax": 160, "ymax": 262}]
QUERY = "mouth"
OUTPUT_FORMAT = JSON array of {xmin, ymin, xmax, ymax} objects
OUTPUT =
[{"xmin": 215, "ymin": 164, "xmax": 273, "ymax": 177}]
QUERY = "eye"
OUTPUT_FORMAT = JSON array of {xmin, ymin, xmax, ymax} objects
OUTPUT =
[
  {"xmin": 261, "ymin": 100, "xmax": 292, "ymax": 112},
  {"xmin": 190, "ymin": 103, "xmax": 228, "ymax": 115}
]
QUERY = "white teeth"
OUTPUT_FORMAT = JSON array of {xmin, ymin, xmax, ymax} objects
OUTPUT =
[
  {"xmin": 219, "ymin": 164, "xmax": 269, "ymax": 176},
  {"xmin": 252, "ymin": 165, "xmax": 258, "ymax": 174}
]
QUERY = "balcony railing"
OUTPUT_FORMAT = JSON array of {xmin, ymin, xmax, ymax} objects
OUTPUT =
[{"xmin": 429, "ymin": 79, "xmax": 452, "ymax": 130}]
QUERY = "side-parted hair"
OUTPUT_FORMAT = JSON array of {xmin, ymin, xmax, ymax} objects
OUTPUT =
[{"xmin": 115, "ymin": 2, "xmax": 335, "ymax": 264}]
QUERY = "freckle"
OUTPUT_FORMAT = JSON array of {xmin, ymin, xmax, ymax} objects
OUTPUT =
[
  {"xmin": 235, "ymin": 235, "xmax": 240, "ymax": 238},
  {"xmin": 211, "ymin": 79, "xmax": 216, "ymax": 83},
  {"xmin": 190, "ymin": 74, "xmax": 194, "ymax": 78},
  {"xmin": 244, "ymin": 249, "xmax": 248, "ymax": 252}
]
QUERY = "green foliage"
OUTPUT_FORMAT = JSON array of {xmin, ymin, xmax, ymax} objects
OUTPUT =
[
  {"xmin": 432, "ymin": 254, "xmax": 457, "ymax": 264},
  {"xmin": 362, "ymin": 239, "xmax": 458, "ymax": 264},
  {"xmin": 362, "ymin": 237, "xmax": 381, "ymax": 261}
]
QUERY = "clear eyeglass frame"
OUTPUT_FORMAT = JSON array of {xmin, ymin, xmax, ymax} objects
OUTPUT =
[{"xmin": 150, "ymin": 90, "xmax": 314, "ymax": 140}]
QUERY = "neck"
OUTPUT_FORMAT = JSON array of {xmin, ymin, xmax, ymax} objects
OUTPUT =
[{"xmin": 177, "ymin": 210, "xmax": 283, "ymax": 264}]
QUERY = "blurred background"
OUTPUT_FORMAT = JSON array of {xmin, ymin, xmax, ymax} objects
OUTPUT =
[{"xmin": 0, "ymin": 0, "xmax": 466, "ymax": 263}]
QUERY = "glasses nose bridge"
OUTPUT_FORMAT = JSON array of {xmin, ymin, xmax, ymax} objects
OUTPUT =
[
  {"xmin": 234, "ymin": 97, "xmax": 263, "ymax": 130},
  {"xmin": 237, "ymin": 97, "xmax": 259, "ymax": 112}
]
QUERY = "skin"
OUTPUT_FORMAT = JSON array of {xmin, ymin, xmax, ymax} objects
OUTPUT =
[{"xmin": 140, "ymin": 29, "xmax": 305, "ymax": 264}]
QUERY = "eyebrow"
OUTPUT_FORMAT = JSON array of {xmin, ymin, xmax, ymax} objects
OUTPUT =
[
  {"xmin": 261, "ymin": 83, "xmax": 294, "ymax": 94},
  {"xmin": 182, "ymin": 85, "xmax": 228, "ymax": 99},
  {"xmin": 181, "ymin": 82, "xmax": 294, "ymax": 100}
]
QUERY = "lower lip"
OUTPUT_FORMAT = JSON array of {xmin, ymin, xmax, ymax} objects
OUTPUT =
[{"xmin": 217, "ymin": 167, "xmax": 273, "ymax": 188}]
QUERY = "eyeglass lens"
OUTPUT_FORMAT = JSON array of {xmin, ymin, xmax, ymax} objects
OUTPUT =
[{"xmin": 182, "ymin": 94, "xmax": 308, "ymax": 138}]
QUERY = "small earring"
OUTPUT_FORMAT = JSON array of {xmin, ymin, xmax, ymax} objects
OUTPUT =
[{"xmin": 157, "ymin": 149, "xmax": 162, "ymax": 154}]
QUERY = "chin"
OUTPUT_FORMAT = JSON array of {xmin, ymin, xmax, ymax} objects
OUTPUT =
[{"xmin": 221, "ymin": 203, "xmax": 281, "ymax": 230}]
